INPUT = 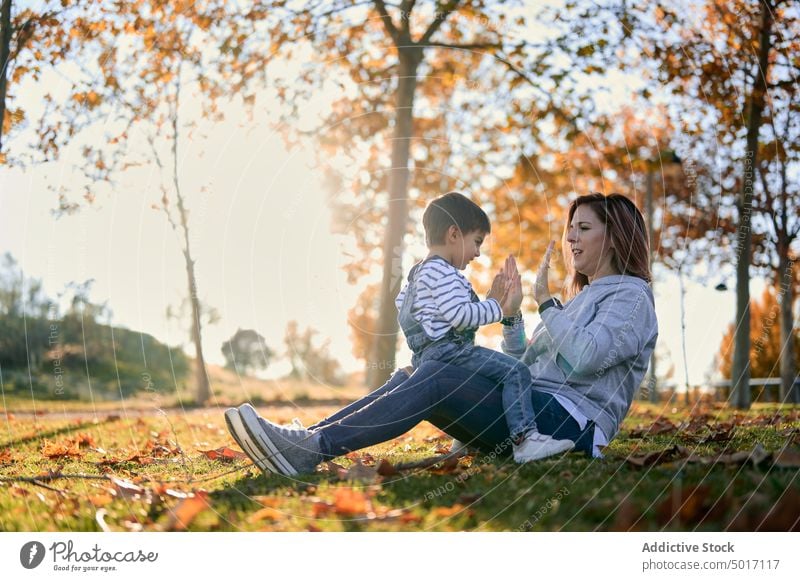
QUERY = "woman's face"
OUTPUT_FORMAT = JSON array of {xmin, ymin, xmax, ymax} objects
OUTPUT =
[{"xmin": 566, "ymin": 204, "xmax": 618, "ymax": 281}]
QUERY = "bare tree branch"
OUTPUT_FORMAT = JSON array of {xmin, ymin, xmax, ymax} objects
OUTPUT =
[
  {"xmin": 373, "ymin": 0, "xmax": 400, "ymax": 45},
  {"xmin": 419, "ymin": 0, "xmax": 461, "ymax": 45}
]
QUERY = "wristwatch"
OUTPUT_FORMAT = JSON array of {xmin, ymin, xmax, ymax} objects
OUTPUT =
[
  {"xmin": 537, "ymin": 297, "xmax": 562, "ymax": 315},
  {"xmin": 500, "ymin": 311, "xmax": 523, "ymax": 326}
]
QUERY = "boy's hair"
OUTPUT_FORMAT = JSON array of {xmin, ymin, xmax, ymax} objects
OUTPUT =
[{"xmin": 422, "ymin": 192, "xmax": 491, "ymax": 246}]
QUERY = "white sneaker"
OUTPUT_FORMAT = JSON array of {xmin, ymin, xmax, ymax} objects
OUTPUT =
[
  {"xmin": 513, "ymin": 432, "xmax": 574, "ymax": 463},
  {"xmin": 450, "ymin": 438, "xmax": 469, "ymax": 457}
]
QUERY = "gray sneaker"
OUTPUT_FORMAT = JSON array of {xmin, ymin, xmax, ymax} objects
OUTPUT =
[
  {"xmin": 238, "ymin": 403, "xmax": 322, "ymax": 476},
  {"xmin": 450, "ymin": 438, "xmax": 470, "ymax": 457},
  {"xmin": 224, "ymin": 407, "xmax": 279, "ymax": 474}
]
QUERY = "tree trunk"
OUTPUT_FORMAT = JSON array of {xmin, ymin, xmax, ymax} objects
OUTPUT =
[
  {"xmin": 777, "ymin": 250, "xmax": 797, "ymax": 403},
  {"xmin": 171, "ymin": 79, "xmax": 210, "ymax": 405},
  {"xmin": 731, "ymin": 4, "xmax": 771, "ymax": 410},
  {"xmin": 0, "ymin": 0, "xmax": 13, "ymax": 153},
  {"xmin": 646, "ymin": 168, "xmax": 658, "ymax": 403},
  {"xmin": 367, "ymin": 46, "xmax": 422, "ymax": 388},
  {"xmin": 184, "ymin": 247, "xmax": 210, "ymax": 405}
]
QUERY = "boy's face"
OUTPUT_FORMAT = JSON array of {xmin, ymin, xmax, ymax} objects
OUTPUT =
[{"xmin": 448, "ymin": 227, "xmax": 486, "ymax": 270}]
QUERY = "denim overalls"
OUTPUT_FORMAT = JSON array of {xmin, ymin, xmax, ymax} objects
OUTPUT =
[
  {"xmin": 398, "ymin": 257, "xmax": 476, "ymax": 367},
  {"xmin": 396, "ymin": 256, "xmax": 537, "ymax": 439}
]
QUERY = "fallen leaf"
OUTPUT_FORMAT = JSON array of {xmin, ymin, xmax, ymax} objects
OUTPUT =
[
  {"xmin": 109, "ymin": 477, "xmax": 146, "ymax": 500},
  {"xmin": 341, "ymin": 460, "xmax": 380, "ymax": 483},
  {"xmin": 311, "ymin": 501, "xmax": 333, "ymax": 517},
  {"xmin": 716, "ymin": 443, "xmax": 771, "ymax": 467},
  {"xmin": 200, "ymin": 447, "xmax": 247, "ymax": 462},
  {"xmin": 252, "ymin": 496, "xmax": 283, "ymax": 508},
  {"xmin": 399, "ymin": 512, "xmax": 422, "ymax": 524},
  {"xmin": 74, "ymin": 433, "xmax": 96, "ymax": 448},
  {"xmin": 41, "ymin": 440, "xmax": 82, "ymax": 459},
  {"xmin": 431, "ymin": 504, "xmax": 466, "ymax": 518},
  {"xmin": 0, "ymin": 448, "xmax": 14, "ymax": 464},
  {"xmin": 152, "ymin": 483, "xmax": 190, "ymax": 499},
  {"xmin": 699, "ymin": 426, "xmax": 734, "ymax": 444},
  {"xmin": 248, "ymin": 507, "xmax": 284, "ymax": 523},
  {"xmin": 610, "ymin": 498, "xmax": 644, "ymax": 531},
  {"xmin": 332, "ymin": 488, "xmax": 370, "ymax": 516},
  {"xmin": 757, "ymin": 488, "xmax": 800, "ymax": 531},
  {"xmin": 430, "ymin": 454, "xmax": 460, "ymax": 474},
  {"xmin": 624, "ymin": 445, "xmax": 687, "ymax": 468},
  {"xmin": 772, "ymin": 446, "xmax": 800, "ymax": 468},
  {"xmin": 166, "ymin": 491, "xmax": 210, "ymax": 531},
  {"xmin": 376, "ymin": 459, "xmax": 398, "ymax": 476},
  {"xmin": 122, "ymin": 520, "xmax": 143, "ymax": 532},
  {"xmin": 87, "ymin": 493, "xmax": 114, "ymax": 507},
  {"xmin": 656, "ymin": 484, "xmax": 729, "ymax": 527},
  {"xmin": 628, "ymin": 417, "xmax": 679, "ymax": 438},
  {"xmin": 728, "ymin": 487, "xmax": 800, "ymax": 531}
]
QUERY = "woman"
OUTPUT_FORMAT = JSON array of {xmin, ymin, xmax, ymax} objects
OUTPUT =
[{"xmin": 224, "ymin": 193, "xmax": 658, "ymax": 477}]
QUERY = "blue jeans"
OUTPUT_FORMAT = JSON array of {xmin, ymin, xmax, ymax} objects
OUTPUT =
[
  {"xmin": 418, "ymin": 341, "xmax": 536, "ymax": 439},
  {"xmin": 309, "ymin": 360, "xmax": 596, "ymax": 459}
]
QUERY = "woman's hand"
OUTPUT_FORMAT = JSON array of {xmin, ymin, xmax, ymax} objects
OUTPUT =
[{"xmin": 534, "ymin": 241, "xmax": 555, "ymax": 306}]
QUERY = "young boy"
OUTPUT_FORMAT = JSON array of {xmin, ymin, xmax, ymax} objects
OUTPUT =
[{"xmin": 396, "ymin": 192, "xmax": 574, "ymax": 463}]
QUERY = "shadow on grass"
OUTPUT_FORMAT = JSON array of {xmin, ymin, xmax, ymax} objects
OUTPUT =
[{"xmin": 0, "ymin": 416, "xmax": 121, "ymax": 449}]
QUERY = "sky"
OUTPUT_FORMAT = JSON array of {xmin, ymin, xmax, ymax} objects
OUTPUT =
[
  {"xmin": 0, "ymin": 1, "xmax": 774, "ymax": 390},
  {"xmin": 0, "ymin": 118, "xmax": 766, "ymax": 389}
]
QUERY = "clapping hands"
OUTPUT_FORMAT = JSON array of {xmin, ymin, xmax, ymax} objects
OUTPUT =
[
  {"xmin": 487, "ymin": 242, "xmax": 556, "ymax": 316},
  {"xmin": 487, "ymin": 255, "xmax": 523, "ymax": 317}
]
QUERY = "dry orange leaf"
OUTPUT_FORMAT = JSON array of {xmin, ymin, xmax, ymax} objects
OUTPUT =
[
  {"xmin": 248, "ymin": 507, "xmax": 284, "ymax": 523},
  {"xmin": 74, "ymin": 433, "xmax": 96, "ymax": 448},
  {"xmin": 201, "ymin": 447, "xmax": 247, "ymax": 462},
  {"xmin": 166, "ymin": 491, "xmax": 210, "ymax": 531},
  {"xmin": 0, "ymin": 448, "xmax": 14, "ymax": 464},
  {"xmin": 41, "ymin": 439, "xmax": 82, "ymax": 459},
  {"xmin": 88, "ymin": 493, "xmax": 114, "ymax": 507},
  {"xmin": 332, "ymin": 488, "xmax": 370, "ymax": 516},
  {"xmin": 431, "ymin": 504, "xmax": 466, "ymax": 518},
  {"xmin": 252, "ymin": 496, "xmax": 283, "ymax": 508}
]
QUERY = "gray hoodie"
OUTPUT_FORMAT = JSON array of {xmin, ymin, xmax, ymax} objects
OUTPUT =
[{"xmin": 501, "ymin": 274, "xmax": 658, "ymax": 440}]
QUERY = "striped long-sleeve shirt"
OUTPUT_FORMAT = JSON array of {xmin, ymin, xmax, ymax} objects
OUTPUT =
[{"xmin": 395, "ymin": 256, "xmax": 502, "ymax": 341}]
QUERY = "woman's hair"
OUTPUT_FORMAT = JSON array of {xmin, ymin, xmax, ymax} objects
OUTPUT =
[{"xmin": 562, "ymin": 192, "xmax": 651, "ymax": 298}]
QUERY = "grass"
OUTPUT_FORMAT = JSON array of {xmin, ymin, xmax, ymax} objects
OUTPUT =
[
  {"xmin": 0, "ymin": 364, "xmax": 369, "ymax": 412},
  {"xmin": 0, "ymin": 398, "xmax": 798, "ymax": 532}
]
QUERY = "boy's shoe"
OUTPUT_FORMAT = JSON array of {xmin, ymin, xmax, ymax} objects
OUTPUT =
[
  {"xmin": 224, "ymin": 407, "xmax": 279, "ymax": 474},
  {"xmin": 450, "ymin": 438, "xmax": 470, "ymax": 457},
  {"xmin": 513, "ymin": 432, "xmax": 574, "ymax": 463},
  {"xmin": 237, "ymin": 403, "xmax": 322, "ymax": 476}
]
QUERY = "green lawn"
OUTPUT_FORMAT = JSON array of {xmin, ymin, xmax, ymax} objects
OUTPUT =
[{"xmin": 1, "ymin": 400, "xmax": 798, "ymax": 531}]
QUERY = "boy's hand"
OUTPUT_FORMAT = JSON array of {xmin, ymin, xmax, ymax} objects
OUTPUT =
[
  {"xmin": 486, "ymin": 272, "xmax": 508, "ymax": 303},
  {"xmin": 501, "ymin": 268, "xmax": 523, "ymax": 317}
]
